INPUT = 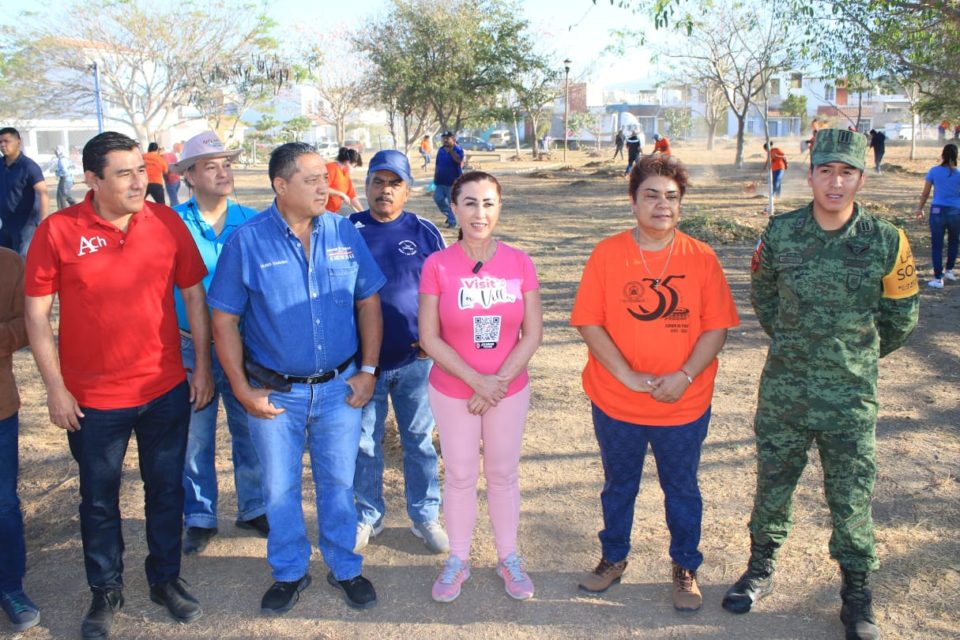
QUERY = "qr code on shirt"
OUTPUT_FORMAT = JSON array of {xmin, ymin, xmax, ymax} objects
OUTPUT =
[{"xmin": 473, "ymin": 315, "xmax": 502, "ymax": 349}]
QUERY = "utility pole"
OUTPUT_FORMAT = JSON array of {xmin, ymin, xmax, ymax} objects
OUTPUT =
[
  {"xmin": 91, "ymin": 62, "xmax": 105, "ymax": 133},
  {"xmin": 563, "ymin": 58, "xmax": 571, "ymax": 163}
]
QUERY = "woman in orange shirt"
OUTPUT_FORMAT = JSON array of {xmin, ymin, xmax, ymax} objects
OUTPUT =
[
  {"xmin": 325, "ymin": 147, "xmax": 363, "ymax": 214},
  {"xmin": 570, "ymin": 154, "xmax": 739, "ymax": 611},
  {"xmin": 419, "ymin": 135, "xmax": 431, "ymax": 171}
]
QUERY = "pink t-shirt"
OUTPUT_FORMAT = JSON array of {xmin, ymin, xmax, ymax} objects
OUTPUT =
[{"xmin": 419, "ymin": 241, "xmax": 539, "ymax": 399}]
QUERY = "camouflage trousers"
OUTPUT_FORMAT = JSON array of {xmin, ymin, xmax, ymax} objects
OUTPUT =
[{"xmin": 748, "ymin": 411, "xmax": 879, "ymax": 572}]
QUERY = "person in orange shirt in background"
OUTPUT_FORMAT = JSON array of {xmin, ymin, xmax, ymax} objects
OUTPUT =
[
  {"xmin": 325, "ymin": 147, "xmax": 364, "ymax": 214},
  {"xmin": 143, "ymin": 142, "xmax": 169, "ymax": 205},
  {"xmin": 652, "ymin": 133, "xmax": 671, "ymax": 156},
  {"xmin": 763, "ymin": 142, "xmax": 788, "ymax": 198},
  {"xmin": 161, "ymin": 143, "xmax": 182, "ymax": 207},
  {"xmin": 419, "ymin": 135, "xmax": 431, "ymax": 171},
  {"xmin": 571, "ymin": 154, "xmax": 739, "ymax": 611},
  {"xmin": 938, "ymin": 120, "xmax": 950, "ymax": 141}
]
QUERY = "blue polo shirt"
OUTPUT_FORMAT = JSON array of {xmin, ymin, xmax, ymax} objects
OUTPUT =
[
  {"xmin": 349, "ymin": 210, "xmax": 445, "ymax": 370},
  {"xmin": 433, "ymin": 145, "xmax": 464, "ymax": 187},
  {"xmin": 173, "ymin": 197, "xmax": 259, "ymax": 331},
  {"xmin": 0, "ymin": 153, "xmax": 44, "ymax": 232},
  {"xmin": 208, "ymin": 201, "xmax": 386, "ymax": 377},
  {"xmin": 925, "ymin": 165, "xmax": 960, "ymax": 208}
]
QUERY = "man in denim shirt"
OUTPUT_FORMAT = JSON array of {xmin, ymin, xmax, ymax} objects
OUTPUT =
[{"xmin": 208, "ymin": 143, "xmax": 385, "ymax": 614}]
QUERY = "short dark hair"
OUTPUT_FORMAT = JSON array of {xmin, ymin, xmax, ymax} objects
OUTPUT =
[
  {"xmin": 0, "ymin": 127, "xmax": 21, "ymax": 139},
  {"xmin": 628, "ymin": 154, "xmax": 689, "ymax": 201},
  {"xmin": 269, "ymin": 142, "xmax": 317, "ymax": 191},
  {"xmin": 82, "ymin": 131, "xmax": 140, "ymax": 178},
  {"xmin": 451, "ymin": 171, "xmax": 502, "ymax": 205},
  {"xmin": 336, "ymin": 147, "xmax": 363, "ymax": 167},
  {"xmin": 147, "ymin": 142, "xmax": 159, "ymax": 152}
]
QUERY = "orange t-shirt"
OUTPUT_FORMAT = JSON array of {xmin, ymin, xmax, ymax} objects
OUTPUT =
[
  {"xmin": 570, "ymin": 229, "xmax": 739, "ymax": 425},
  {"xmin": 769, "ymin": 147, "xmax": 787, "ymax": 172},
  {"xmin": 325, "ymin": 162, "xmax": 356, "ymax": 213},
  {"xmin": 143, "ymin": 152, "xmax": 168, "ymax": 185},
  {"xmin": 654, "ymin": 138, "xmax": 671, "ymax": 155},
  {"xmin": 420, "ymin": 139, "xmax": 431, "ymax": 153}
]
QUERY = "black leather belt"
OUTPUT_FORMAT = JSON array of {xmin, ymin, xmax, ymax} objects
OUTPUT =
[{"xmin": 283, "ymin": 356, "xmax": 354, "ymax": 384}]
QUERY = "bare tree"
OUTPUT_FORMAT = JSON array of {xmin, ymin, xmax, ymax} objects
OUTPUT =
[{"xmin": 315, "ymin": 66, "xmax": 370, "ymax": 146}]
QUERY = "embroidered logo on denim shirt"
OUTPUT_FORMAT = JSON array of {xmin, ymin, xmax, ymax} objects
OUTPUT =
[
  {"xmin": 259, "ymin": 259, "xmax": 289, "ymax": 269},
  {"xmin": 327, "ymin": 246, "xmax": 355, "ymax": 261}
]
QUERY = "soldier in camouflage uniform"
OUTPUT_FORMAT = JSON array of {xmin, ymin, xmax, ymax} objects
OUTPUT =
[{"xmin": 721, "ymin": 129, "xmax": 919, "ymax": 640}]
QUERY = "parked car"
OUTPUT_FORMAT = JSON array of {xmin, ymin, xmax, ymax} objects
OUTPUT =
[
  {"xmin": 316, "ymin": 141, "xmax": 339, "ymax": 158},
  {"xmin": 458, "ymin": 136, "xmax": 495, "ymax": 151},
  {"xmin": 487, "ymin": 130, "xmax": 512, "ymax": 147}
]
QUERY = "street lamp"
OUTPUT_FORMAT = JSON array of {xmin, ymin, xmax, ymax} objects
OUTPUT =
[{"xmin": 563, "ymin": 58, "xmax": 571, "ymax": 163}]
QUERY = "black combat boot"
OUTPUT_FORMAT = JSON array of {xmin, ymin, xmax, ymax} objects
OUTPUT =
[
  {"xmin": 840, "ymin": 568, "xmax": 880, "ymax": 640},
  {"xmin": 721, "ymin": 537, "xmax": 777, "ymax": 614}
]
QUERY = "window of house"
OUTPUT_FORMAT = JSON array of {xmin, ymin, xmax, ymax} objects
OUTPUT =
[
  {"xmin": 769, "ymin": 78, "xmax": 781, "ymax": 95},
  {"xmin": 824, "ymin": 84, "xmax": 835, "ymax": 101},
  {"xmin": 790, "ymin": 73, "xmax": 802, "ymax": 89}
]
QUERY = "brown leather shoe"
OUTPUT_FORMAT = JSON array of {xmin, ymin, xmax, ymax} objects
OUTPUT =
[
  {"xmin": 578, "ymin": 558, "xmax": 627, "ymax": 594},
  {"xmin": 672, "ymin": 563, "xmax": 702, "ymax": 611}
]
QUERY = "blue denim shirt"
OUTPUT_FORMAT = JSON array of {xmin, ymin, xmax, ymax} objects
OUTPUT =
[
  {"xmin": 172, "ymin": 197, "xmax": 259, "ymax": 331},
  {"xmin": 207, "ymin": 201, "xmax": 385, "ymax": 377}
]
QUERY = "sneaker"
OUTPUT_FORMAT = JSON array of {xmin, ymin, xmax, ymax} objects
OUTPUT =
[
  {"xmin": 182, "ymin": 527, "xmax": 217, "ymax": 555},
  {"xmin": 432, "ymin": 556, "xmax": 471, "ymax": 603},
  {"xmin": 928, "ymin": 278, "xmax": 945, "ymax": 289},
  {"xmin": 81, "ymin": 588, "xmax": 123, "ymax": 640},
  {"xmin": 945, "ymin": 271, "xmax": 958, "ymax": 281},
  {"xmin": 326, "ymin": 572, "xmax": 377, "ymax": 610},
  {"xmin": 671, "ymin": 563, "xmax": 703, "ymax": 612},
  {"xmin": 0, "ymin": 589, "xmax": 40, "ymax": 632},
  {"xmin": 260, "ymin": 574, "xmax": 311, "ymax": 615},
  {"xmin": 354, "ymin": 518, "xmax": 385, "ymax": 553},
  {"xmin": 411, "ymin": 520, "xmax": 450, "ymax": 554},
  {"xmin": 496, "ymin": 553, "xmax": 534, "ymax": 600},
  {"xmin": 236, "ymin": 514, "xmax": 270, "ymax": 538},
  {"xmin": 149, "ymin": 578, "xmax": 202, "ymax": 624},
  {"xmin": 578, "ymin": 558, "xmax": 627, "ymax": 594}
]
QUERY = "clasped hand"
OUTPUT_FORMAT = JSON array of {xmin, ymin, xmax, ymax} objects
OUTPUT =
[{"xmin": 467, "ymin": 373, "xmax": 510, "ymax": 416}]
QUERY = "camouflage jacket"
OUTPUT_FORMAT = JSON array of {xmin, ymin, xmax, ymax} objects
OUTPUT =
[{"xmin": 750, "ymin": 203, "xmax": 919, "ymax": 429}]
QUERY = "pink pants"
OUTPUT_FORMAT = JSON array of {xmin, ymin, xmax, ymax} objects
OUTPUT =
[{"xmin": 428, "ymin": 383, "xmax": 531, "ymax": 562}]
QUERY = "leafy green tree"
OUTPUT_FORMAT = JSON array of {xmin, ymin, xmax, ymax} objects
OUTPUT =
[
  {"xmin": 663, "ymin": 107, "xmax": 692, "ymax": 138},
  {"xmin": 779, "ymin": 93, "xmax": 808, "ymax": 132},
  {"xmin": 282, "ymin": 116, "xmax": 312, "ymax": 142},
  {"xmin": 510, "ymin": 56, "xmax": 563, "ymax": 156}
]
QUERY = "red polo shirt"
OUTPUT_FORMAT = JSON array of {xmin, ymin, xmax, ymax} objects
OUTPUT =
[{"xmin": 24, "ymin": 191, "xmax": 206, "ymax": 409}]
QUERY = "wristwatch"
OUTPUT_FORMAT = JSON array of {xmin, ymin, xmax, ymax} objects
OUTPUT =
[{"xmin": 360, "ymin": 365, "xmax": 381, "ymax": 378}]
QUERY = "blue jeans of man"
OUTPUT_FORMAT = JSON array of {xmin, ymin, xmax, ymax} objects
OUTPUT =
[
  {"xmin": 0, "ymin": 413, "xmax": 25, "ymax": 594},
  {"xmin": 929, "ymin": 205, "xmax": 960, "ymax": 279},
  {"xmin": 592, "ymin": 404, "xmax": 711, "ymax": 571},
  {"xmin": 771, "ymin": 169, "xmax": 784, "ymax": 197},
  {"xmin": 354, "ymin": 357, "xmax": 440, "ymax": 527},
  {"xmin": 66, "ymin": 381, "xmax": 191, "ymax": 589},
  {"xmin": 181, "ymin": 336, "xmax": 265, "ymax": 529},
  {"xmin": 246, "ymin": 366, "xmax": 363, "ymax": 582},
  {"xmin": 165, "ymin": 182, "xmax": 181, "ymax": 208},
  {"xmin": 57, "ymin": 177, "xmax": 78, "ymax": 210},
  {"xmin": 433, "ymin": 184, "xmax": 455, "ymax": 226}
]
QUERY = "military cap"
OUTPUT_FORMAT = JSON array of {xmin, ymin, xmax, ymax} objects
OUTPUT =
[{"xmin": 811, "ymin": 128, "xmax": 866, "ymax": 170}]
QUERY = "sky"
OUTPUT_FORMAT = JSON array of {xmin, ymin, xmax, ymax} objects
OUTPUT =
[{"xmin": 1, "ymin": 0, "xmax": 669, "ymax": 90}]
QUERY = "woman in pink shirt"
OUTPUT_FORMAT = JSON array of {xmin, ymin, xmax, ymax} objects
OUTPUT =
[{"xmin": 419, "ymin": 171, "xmax": 543, "ymax": 603}]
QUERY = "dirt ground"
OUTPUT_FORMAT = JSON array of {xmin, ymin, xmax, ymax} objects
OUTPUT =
[{"xmin": 8, "ymin": 139, "xmax": 959, "ymax": 639}]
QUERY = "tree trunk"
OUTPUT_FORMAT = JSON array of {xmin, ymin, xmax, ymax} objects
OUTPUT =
[
  {"xmin": 512, "ymin": 113, "xmax": 521, "ymax": 158},
  {"xmin": 706, "ymin": 121, "xmax": 717, "ymax": 151},
  {"xmin": 910, "ymin": 111, "xmax": 918, "ymax": 161},
  {"xmin": 734, "ymin": 113, "xmax": 747, "ymax": 168}
]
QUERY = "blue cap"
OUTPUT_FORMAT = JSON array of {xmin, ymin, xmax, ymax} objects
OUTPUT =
[{"xmin": 367, "ymin": 149, "xmax": 414, "ymax": 186}]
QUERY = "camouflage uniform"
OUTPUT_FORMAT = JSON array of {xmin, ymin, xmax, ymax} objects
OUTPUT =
[{"xmin": 749, "ymin": 202, "xmax": 919, "ymax": 572}]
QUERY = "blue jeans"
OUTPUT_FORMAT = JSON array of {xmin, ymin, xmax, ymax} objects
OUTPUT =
[
  {"xmin": 929, "ymin": 205, "xmax": 960, "ymax": 279},
  {"xmin": 354, "ymin": 357, "xmax": 440, "ymax": 526},
  {"xmin": 0, "ymin": 413, "xmax": 25, "ymax": 594},
  {"xmin": 771, "ymin": 169, "xmax": 784, "ymax": 197},
  {"xmin": 57, "ymin": 177, "xmax": 78, "ymax": 210},
  {"xmin": 181, "ymin": 336, "xmax": 265, "ymax": 529},
  {"xmin": 247, "ymin": 366, "xmax": 363, "ymax": 582},
  {"xmin": 165, "ymin": 182, "xmax": 181, "ymax": 208},
  {"xmin": 433, "ymin": 184, "xmax": 455, "ymax": 226},
  {"xmin": 592, "ymin": 404, "xmax": 711, "ymax": 571},
  {"xmin": 67, "ymin": 381, "xmax": 191, "ymax": 588}
]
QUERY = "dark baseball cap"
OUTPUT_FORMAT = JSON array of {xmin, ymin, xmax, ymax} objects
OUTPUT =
[
  {"xmin": 441, "ymin": 131, "xmax": 455, "ymax": 138},
  {"xmin": 367, "ymin": 149, "xmax": 413, "ymax": 185},
  {"xmin": 811, "ymin": 128, "xmax": 866, "ymax": 170}
]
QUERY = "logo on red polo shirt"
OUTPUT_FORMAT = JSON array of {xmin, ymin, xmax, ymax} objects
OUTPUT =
[{"xmin": 78, "ymin": 235, "xmax": 107, "ymax": 256}]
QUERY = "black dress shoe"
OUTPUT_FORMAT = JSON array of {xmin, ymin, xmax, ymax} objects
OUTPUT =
[
  {"xmin": 326, "ymin": 572, "xmax": 377, "ymax": 610},
  {"xmin": 182, "ymin": 527, "xmax": 217, "ymax": 555},
  {"xmin": 236, "ymin": 514, "xmax": 270, "ymax": 538},
  {"xmin": 149, "ymin": 578, "xmax": 202, "ymax": 624},
  {"xmin": 261, "ymin": 574, "xmax": 311, "ymax": 615},
  {"xmin": 81, "ymin": 588, "xmax": 123, "ymax": 640}
]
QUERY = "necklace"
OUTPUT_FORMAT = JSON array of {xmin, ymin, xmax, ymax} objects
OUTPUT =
[{"xmin": 634, "ymin": 228, "xmax": 676, "ymax": 288}]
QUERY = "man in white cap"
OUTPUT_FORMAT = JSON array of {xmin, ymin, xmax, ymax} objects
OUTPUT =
[
  {"xmin": 170, "ymin": 132, "xmax": 268, "ymax": 555},
  {"xmin": 349, "ymin": 150, "xmax": 448, "ymax": 555}
]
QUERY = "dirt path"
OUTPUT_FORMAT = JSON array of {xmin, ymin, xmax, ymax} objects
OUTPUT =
[{"xmin": 8, "ymin": 141, "xmax": 959, "ymax": 639}]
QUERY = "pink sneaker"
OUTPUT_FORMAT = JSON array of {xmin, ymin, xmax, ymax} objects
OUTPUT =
[
  {"xmin": 432, "ymin": 556, "xmax": 470, "ymax": 603},
  {"xmin": 497, "ymin": 553, "xmax": 534, "ymax": 600}
]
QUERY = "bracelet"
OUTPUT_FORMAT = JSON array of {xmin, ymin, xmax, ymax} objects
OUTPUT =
[{"xmin": 679, "ymin": 368, "xmax": 694, "ymax": 384}]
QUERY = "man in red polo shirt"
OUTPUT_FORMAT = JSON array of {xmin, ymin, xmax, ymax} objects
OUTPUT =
[{"xmin": 23, "ymin": 131, "xmax": 213, "ymax": 640}]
